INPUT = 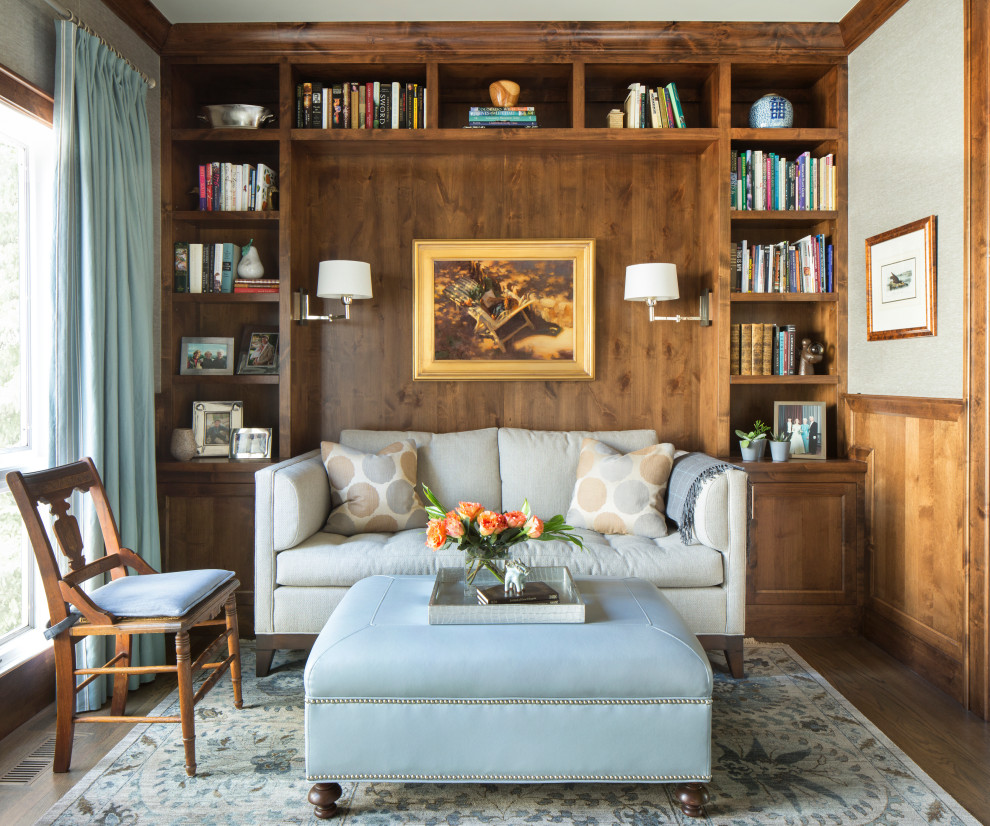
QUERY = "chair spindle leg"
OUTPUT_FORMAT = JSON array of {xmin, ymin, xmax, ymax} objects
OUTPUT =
[
  {"xmin": 225, "ymin": 596, "xmax": 243, "ymax": 709},
  {"xmin": 175, "ymin": 630, "xmax": 197, "ymax": 777}
]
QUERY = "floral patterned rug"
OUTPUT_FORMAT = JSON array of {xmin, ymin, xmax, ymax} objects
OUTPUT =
[{"xmin": 36, "ymin": 643, "xmax": 982, "ymax": 825}]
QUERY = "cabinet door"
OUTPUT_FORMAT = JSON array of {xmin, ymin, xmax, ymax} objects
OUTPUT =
[
  {"xmin": 158, "ymin": 481, "xmax": 256, "ymax": 636},
  {"xmin": 748, "ymin": 481, "xmax": 858, "ymax": 607}
]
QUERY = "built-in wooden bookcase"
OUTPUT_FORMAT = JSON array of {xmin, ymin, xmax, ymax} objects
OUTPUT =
[
  {"xmin": 157, "ymin": 32, "xmax": 854, "ymax": 637},
  {"xmin": 722, "ymin": 62, "xmax": 847, "ymax": 458}
]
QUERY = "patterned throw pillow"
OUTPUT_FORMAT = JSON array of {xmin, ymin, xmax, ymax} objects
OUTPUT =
[
  {"xmin": 566, "ymin": 438, "xmax": 676, "ymax": 538},
  {"xmin": 321, "ymin": 440, "xmax": 427, "ymax": 535}
]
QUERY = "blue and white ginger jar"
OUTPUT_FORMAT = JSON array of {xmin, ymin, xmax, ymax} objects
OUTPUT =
[{"xmin": 749, "ymin": 93, "xmax": 794, "ymax": 128}]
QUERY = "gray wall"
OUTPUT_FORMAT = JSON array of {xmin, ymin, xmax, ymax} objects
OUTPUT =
[
  {"xmin": 4, "ymin": 0, "xmax": 162, "ymax": 389},
  {"xmin": 847, "ymin": 0, "xmax": 964, "ymax": 398}
]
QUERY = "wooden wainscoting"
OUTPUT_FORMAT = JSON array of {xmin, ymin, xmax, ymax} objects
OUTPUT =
[{"xmin": 845, "ymin": 394, "xmax": 968, "ymax": 702}]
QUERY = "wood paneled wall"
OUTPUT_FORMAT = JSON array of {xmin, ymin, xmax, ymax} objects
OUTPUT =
[
  {"xmin": 846, "ymin": 394, "xmax": 968, "ymax": 701},
  {"xmin": 291, "ymin": 148, "xmax": 716, "ymax": 449}
]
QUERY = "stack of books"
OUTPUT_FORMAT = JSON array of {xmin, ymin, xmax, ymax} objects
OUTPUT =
[
  {"xmin": 197, "ymin": 162, "xmax": 276, "ymax": 212},
  {"xmin": 295, "ymin": 81, "xmax": 426, "ymax": 129},
  {"xmin": 466, "ymin": 106, "xmax": 537, "ymax": 128},
  {"xmin": 730, "ymin": 150, "xmax": 836, "ymax": 211},
  {"xmin": 174, "ymin": 241, "xmax": 242, "ymax": 294},
  {"xmin": 731, "ymin": 234, "xmax": 833, "ymax": 293},
  {"xmin": 476, "ymin": 582, "xmax": 560, "ymax": 605},
  {"xmin": 623, "ymin": 82, "xmax": 687, "ymax": 128},
  {"xmin": 234, "ymin": 278, "xmax": 279, "ymax": 294},
  {"xmin": 730, "ymin": 323, "xmax": 803, "ymax": 376}
]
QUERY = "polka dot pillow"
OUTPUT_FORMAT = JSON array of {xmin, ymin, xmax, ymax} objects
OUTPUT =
[
  {"xmin": 321, "ymin": 440, "xmax": 427, "ymax": 535},
  {"xmin": 566, "ymin": 438, "xmax": 676, "ymax": 538}
]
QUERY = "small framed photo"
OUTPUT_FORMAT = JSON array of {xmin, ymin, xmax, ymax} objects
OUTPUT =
[
  {"xmin": 180, "ymin": 337, "xmax": 234, "ymax": 375},
  {"xmin": 865, "ymin": 215, "xmax": 937, "ymax": 340},
  {"xmin": 230, "ymin": 427, "xmax": 272, "ymax": 459},
  {"xmin": 772, "ymin": 401, "xmax": 826, "ymax": 460},
  {"xmin": 192, "ymin": 401, "xmax": 243, "ymax": 457},
  {"xmin": 236, "ymin": 329, "xmax": 279, "ymax": 375}
]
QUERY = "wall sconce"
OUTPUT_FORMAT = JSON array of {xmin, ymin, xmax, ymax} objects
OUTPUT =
[
  {"xmin": 293, "ymin": 260, "xmax": 373, "ymax": 324},
  {"xmin": 624, "ymin": 263, "xmax": 711, "ymax": 326}
]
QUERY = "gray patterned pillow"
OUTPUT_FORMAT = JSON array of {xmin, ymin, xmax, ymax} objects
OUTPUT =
[
  {"xmin": 321, "ymin": 440, "xmax": 427, "ymax": 535},
  {"xmin": 566, "ymin": 438, "xmax": 675, "ymax": 538}
]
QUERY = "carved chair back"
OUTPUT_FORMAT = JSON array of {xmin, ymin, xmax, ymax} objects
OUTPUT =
[{"xmin": 6, "ymin": 458, "xmax": 154, "ymax": 628}]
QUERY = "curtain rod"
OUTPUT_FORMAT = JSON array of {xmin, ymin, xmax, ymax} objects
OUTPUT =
[{"xmin": 42, "ymin": 0, "xmax": 156, "ymax": 89}]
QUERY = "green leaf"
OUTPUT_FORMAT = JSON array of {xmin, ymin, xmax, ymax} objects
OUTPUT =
[{"xmin": 522, "ymin": 499, "xmax": 531, "ymax": 518}]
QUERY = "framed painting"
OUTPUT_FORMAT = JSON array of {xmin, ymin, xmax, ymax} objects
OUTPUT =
[
  {"xmin": 412, "ymin": 239, "xmax": 595, "ymax": 381},
  {"xmin": 772, "ymin": 401, "xmax": 826, "ymax": 460},
  {"xmin": 865, "ymin": 216, "xmax": 937, "ymax": 341}
]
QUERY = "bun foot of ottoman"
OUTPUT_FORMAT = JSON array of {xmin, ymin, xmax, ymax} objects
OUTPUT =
[
  {"xmin": 675, "ymin": 782, "xmax": 710, "ymax": 818},
  {"xmin": 309, "ymin": 782, "xmax": 343, "ymax": 819}
]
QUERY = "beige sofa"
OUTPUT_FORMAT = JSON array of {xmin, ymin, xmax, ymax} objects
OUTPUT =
[{"xmin": 254, "ymin": 427, "xmax": 748, "ymax": 677}]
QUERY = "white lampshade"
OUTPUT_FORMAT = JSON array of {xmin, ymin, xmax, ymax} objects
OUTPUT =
[
  {"xmin": 624, "ymin": 263, "xmax": 679, "ymax": 302},
  {"xmin": 317, "ymin": 260, "xmax": 373, "ymax": 300}
]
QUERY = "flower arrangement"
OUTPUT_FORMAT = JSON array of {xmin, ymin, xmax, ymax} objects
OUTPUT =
[{"xmin": 422, "ymin": 486, "xmax": 584, "ymax": 586}]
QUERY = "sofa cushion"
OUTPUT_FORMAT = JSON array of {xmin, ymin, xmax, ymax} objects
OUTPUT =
[
  {"xmin": 498, "ymin": 428, "xmax": 658, "ymax": 518},
  {"xmin": 340, "ymin": 428, "xmax": 501, "ymax": 511},
  {"xmin": 566, "ymin": 438, "xmax": 675, "ymax": 538},
  {"xmin": 321, "ymin": 440, "xmax": 427, "ymax": 534},
  {"xmin": 275, "ymin": 528, "xmax": 723, "ymax": 589}
]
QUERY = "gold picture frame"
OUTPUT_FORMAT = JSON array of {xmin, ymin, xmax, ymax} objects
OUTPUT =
[
  {"xmin": 865, "ymin": 215, "xmax": 937, "ymax": 341},
  {"xmin": 413, "ymin": 239, "xmax": 595, "ymax": 381}
]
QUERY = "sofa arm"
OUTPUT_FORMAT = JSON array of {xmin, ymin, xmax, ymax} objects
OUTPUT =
[
  {"xmin": 721, "ymin": 468, "xmax": 749, "ymax": 636},
  {"xmin": 254, "ymin": 450, "xmax": 330, "ymax": 636}
]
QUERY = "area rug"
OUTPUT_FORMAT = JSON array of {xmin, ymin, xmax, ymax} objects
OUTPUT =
[{"xmin": 36, "ymin": 642, "xmax": 982, "ymax": 825}]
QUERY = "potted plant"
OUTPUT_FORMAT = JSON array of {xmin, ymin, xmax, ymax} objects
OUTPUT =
[
  {"xmin": 768, "ymin": 430, "xmax": 792, "ymax": 462},
  {"xmin": 735, "ymin": 420, "xmax": 770, "ymax": 461}
]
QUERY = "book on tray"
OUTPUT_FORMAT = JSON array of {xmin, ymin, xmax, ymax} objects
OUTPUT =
[{"xmin": 476, "ymin": 582, "xmax": 560, "ymax": 605}]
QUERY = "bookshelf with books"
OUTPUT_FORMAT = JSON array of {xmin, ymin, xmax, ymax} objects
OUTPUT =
[{"xmin": 723, "ymin": 62, "xmax": 847, "ymax": 463}]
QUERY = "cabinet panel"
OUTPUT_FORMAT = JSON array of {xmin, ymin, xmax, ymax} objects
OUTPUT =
[
  {"xmin": 158, "ymin": 481, "xmax": 256, "ymax": 636},
  {"xmin": 749, "ymin": 480, "xmax": 856, "ymax": 604}
]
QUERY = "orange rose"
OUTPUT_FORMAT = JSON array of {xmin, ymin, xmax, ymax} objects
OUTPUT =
[
  {"xmin": 426, "ymin": 518, "xmax": 448, "ymax": 550},
  {"xmin": 504, "ymin": 511, "xmax": 527, "ymax": 528},
  {"xmin": 457, "ymin": 501, "xmax": 483, "ymax": 521},
  {"xmin": 493, "ymin": 513, "xmax": 508, "ymax": 533},
  {"xmin": 476, "ymin": 510, "xmax": 501, "ymax": 536},
  {"xmin": 444, "ymin": 514, "xmax": 465, "ymax": 538},
  {"xmin": 524, "ymin": 516, "xmax": 544, "ymax": 539}
]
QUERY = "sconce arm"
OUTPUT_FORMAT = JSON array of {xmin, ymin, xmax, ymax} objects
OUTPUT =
[{"xmin": 292, "ymin": 290, "xmax": 354, "ymax": 324}]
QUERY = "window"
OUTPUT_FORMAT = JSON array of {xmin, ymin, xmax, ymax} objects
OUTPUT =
[{"xmin": 0, "ymin": 95, "xmax": 52, "ymax": 655}]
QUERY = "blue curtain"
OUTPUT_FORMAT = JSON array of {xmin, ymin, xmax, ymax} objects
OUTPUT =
[{"xmin": 51, "ymin": 21, "xmax": 163, "ymax": 710}]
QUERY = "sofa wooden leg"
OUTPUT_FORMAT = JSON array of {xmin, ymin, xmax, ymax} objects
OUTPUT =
[
  {"xmin": 674, "ymin": 782, "xmax": 710, "ymax": 817},
  {"xmin": 725, "ymin": 636, "xmax": 745, "ymax": 679},
  {"xmin": 256, "ymin": 646, "xmax": 276, "ymax": 678},
  {"xmin": 309, "ymin": 782, "xmax": 342, "ymax": 819}
]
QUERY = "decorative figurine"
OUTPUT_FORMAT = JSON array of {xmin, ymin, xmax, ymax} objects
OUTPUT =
[
  {"xmin": 237, "ymin": 238, "xmax": 264, "ymax": 279},
  {"xmin": 799, "ymin": 338, "xmax": 824, "ymax": 375},
  {"xmin": 504, "ymin": 559, "xmax": 530, "ymax": 596},
  {"xmin": 749, "ymin": 92, "xmax": 794, "ymax": 128},
  {"xmin": 489, "ymin": 80, "xmax": 520, "ymax": 108}
]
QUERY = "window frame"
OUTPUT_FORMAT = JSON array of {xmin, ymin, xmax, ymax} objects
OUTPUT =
[{"xmin": 0, "ymin": 65, "xmax": 54, "ymax": 667}]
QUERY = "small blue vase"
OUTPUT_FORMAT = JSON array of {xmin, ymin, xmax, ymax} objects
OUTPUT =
[{"xmin": 749, "ymin": 93, "xmax": 794, "ymax": 128}]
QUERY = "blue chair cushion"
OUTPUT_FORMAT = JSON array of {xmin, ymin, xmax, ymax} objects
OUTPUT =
[{"xmin": 88, "ymin": 569, "xmax": 235, "ymax": 618}]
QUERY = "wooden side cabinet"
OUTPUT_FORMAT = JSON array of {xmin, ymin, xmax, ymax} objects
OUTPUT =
[
  {"xmin": 157, "ymin": 460, "xmax": 270, "ymax": 638},
  {"xmin": 741, "ymin": 458, "xmax": 867, "ymax": 636}
]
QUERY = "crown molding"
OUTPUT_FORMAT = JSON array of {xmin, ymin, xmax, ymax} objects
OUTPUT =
[
  {"xmin": 839, "ymin": 0, "xmax": 911, "ymax": 51},
  {"xmin": 160, "ymin": 20, "xmax": 847, "ymax": 58},
  {"xmin": 101, "ymin": 0, "xmax": 172, "ymax": 53}
]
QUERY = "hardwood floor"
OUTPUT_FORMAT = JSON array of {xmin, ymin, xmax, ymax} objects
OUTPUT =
[{"xmin": 0, "ymin": 636, "xmax": 987, "ymax": 825}]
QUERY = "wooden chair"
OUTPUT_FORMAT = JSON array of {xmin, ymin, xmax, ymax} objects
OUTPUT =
[{"xmin": 6, "ymin": 458, "xmax": 243, "ymax": 777}]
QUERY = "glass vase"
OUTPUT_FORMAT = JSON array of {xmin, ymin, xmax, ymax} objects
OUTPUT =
[{"xmin": 463, "ymin": 549, "xmax": 508, "ymax": 597}]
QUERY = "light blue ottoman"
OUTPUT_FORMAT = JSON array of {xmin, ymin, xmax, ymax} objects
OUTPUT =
[{"xmin": 304, "ymin": 574, "xmax": 713, "ymax": 819}]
